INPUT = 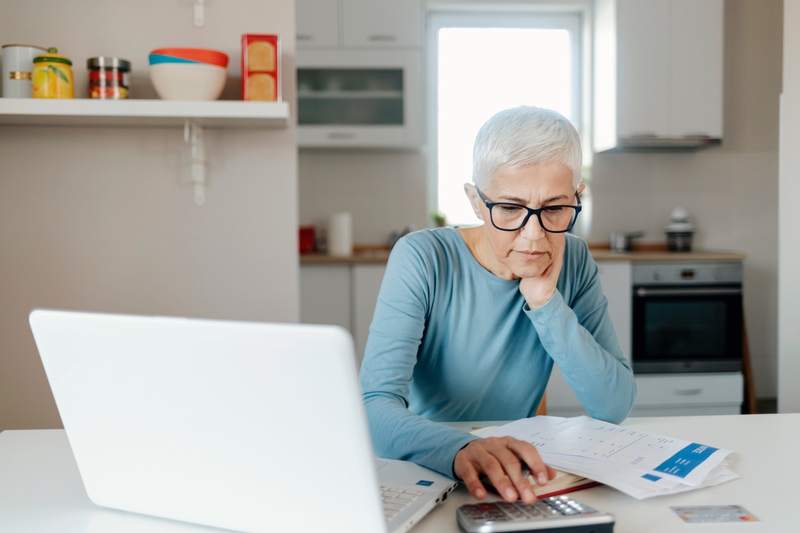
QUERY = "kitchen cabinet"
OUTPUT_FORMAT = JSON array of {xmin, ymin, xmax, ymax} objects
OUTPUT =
[
  {"xmin": 297, "ymin": 49, "xmax": 422, "ymax": 148},
  {"xmin": 295, "ymin": 0, "xmax": 423, "ymax": 147},
  {"xmin": 299, "ymin": 265, "xmax": 352, "ymax": 332},
  {"xmin": 597, "ymin": 261, "xmax": 632, "ymax": 362},
  {"xmin": 299, "ymin": 263, "xmax": 387, "ymax": 366},
  {"xmin": 630, "ymin": 373, "xmax": 743, "ymax": 416},
  {"xmin": 296, "ymin": 0, "xmax": 422, "ymax": 49},
  {"xmin": 296, "ymin": 0, "xmax": 339, "ymax": 47},
  {"xmin": 549, "ymin": 371, "xmax": 743, "ymax": 418},
  {"xmin": 341, "ymin": 0, "xmax": 422, "ymax": 48},
  {"xmin": 593, "ymin": 0, "xmax": 723, "ymax": 151}
]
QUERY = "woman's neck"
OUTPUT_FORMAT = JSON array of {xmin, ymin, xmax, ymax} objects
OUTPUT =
[{"xmin": 458, "ymin": 226, "xmax": 517, "ymax": 281}]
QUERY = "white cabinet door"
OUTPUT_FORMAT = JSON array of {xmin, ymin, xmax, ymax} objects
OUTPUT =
[
  {"xmin": 296, "ymin": 0, "xmax": 340, "ymax": 48},
  {"xmin": 597, "ymin": 261, "xmax": 632, "ymax": 361},
  {"xmin": 668, "ymin": 0, "xmax": 723, "ymax": 138},
  {"xmin": 546, "ymin": 260, "xmax": 632, "ymax": 414},
  {"xmin": 616, "ymin": 0, "xmax": 671, "ymax": 139},
  {"xmin": 352, "ymin": 265, "xmax": 386, "ymax": 365},
  {"xmin": 299, "ymin": 265, "xmax": 352, "ymax": 331},
  {"xmin": 341, "ymin": 0, "xmax": 422, "ymax": 48}
]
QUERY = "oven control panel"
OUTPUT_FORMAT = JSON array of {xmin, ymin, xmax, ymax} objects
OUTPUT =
[{"xmin": 632, "ymin": 262, "xmax": 742, "ymax": 285}]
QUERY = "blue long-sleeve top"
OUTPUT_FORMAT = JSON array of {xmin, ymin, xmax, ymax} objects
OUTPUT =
[{"xmin": 359, "ymin": 227, "xmax": 636, "ymax": 479}]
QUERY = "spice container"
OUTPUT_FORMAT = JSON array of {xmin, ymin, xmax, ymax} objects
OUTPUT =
[
  {"xmin": 1, "ymin": 44, "xmax": 47, "ymax": 97},
  {"xmin": 87, "ymin": 57, "xmax": 130, "ymax": 99},
  {"xmin": 32, "ymin": 47, "xmax": 74, "ymax": 98}
]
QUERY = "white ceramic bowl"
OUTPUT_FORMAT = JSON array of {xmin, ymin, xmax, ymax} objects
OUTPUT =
[{"xmin": 149, "ymin": 62, "xmax": 227, "ymax": 100}]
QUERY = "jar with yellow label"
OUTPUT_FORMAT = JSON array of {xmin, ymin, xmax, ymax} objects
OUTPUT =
[{"xmin": 32, "ymin": 47, "xmax": 74, "ymax": 98}]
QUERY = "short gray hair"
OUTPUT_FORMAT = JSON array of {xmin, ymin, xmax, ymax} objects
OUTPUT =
[{"xmin": 472, "ymin": 106, "xmax": 582, "ymax": 188}]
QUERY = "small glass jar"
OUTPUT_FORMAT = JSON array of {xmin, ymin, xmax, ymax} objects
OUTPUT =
[{"xmin": 87, "ymin": 57, "xmax": 130, "ymax": 99}]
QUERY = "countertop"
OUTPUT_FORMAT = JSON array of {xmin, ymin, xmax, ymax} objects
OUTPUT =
[
  {"xmin": 300, "ymin": 248, "xmax": 746, "ymax": 265},
  {"xmin": 1, "ymin": 414, "xmax": 795, "ymax": 532}
]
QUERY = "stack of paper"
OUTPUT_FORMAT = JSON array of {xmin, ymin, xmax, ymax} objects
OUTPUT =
[{"xmin": 474, "ymin": 416, "xmax": 739, "ymax": 500}]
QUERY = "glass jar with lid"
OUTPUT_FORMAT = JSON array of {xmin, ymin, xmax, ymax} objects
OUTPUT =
[{"xmin": 87, "ymin": 56, "xmax": 130, "ymax": 99}]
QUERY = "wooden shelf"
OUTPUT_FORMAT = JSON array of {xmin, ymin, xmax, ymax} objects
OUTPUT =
[{"xmin": 0, "ymin": 98, "xmax": 290, "ymax": 128}]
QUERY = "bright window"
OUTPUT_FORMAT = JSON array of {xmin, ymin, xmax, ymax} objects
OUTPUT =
[{"xmin": 429, "ymin": 12, "xmax": 584, "ymax": 225}]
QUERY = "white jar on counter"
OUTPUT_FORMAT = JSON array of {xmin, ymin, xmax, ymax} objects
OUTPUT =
[
  {"xmin": 328, "ymin": 212, "xmax": 353, "ymax": 257},
  {"xmin": 2, "ymin": 44, "xmax": 47, "ymax": 97}
]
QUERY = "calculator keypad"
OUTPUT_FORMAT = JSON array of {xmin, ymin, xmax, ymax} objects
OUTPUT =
[{"xmin": 460, "ymin": 496, "xmax": 597, "ymax": 523}]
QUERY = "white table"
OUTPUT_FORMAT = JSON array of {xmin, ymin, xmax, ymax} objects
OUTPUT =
[{"xmin": 0, "ymin": 414, "xmax": 797, "ymax": 532}]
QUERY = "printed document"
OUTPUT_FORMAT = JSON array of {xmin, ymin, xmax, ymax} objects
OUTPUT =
[{"xmin": 474, "ymin": 416, "xmax": 739, "ymax": 499}]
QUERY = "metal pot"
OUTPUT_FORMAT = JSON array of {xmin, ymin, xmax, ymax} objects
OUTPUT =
[{"xmin": 609, "ymin": 231, "xmax": 644, "ymax": 253}]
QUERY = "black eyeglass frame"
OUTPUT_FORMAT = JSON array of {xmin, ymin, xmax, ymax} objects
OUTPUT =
[{"xmin": 475, "ymin": 187, "xmax": 583, "ymax": 233}]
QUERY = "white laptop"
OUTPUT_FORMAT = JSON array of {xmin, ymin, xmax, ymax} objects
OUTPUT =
[{"xmin": 29, "ymin": 309, "xmax": 457, "ymax": 533}]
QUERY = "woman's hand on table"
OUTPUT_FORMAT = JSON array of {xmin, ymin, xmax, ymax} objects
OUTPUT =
[{"xmin": 454, "ymin": 437, "xmax": 557, "ymax": 503}]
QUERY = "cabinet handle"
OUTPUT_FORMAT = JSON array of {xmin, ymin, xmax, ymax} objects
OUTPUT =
[
  {"xmin": 674, "ymin": 388, "xmax": 703, "ymax": 396},
  {"xmin": 636, "ymin": 287, "xmax": 742, "ymax": 297},
  {"xmin": 368, "ymin": 34, "xmax": 397, "ymax": 42},
  {"xmin": 328, "ymin": 132, "xmax": 356, "ymax": 140},
  {"xmin": 297, "ymin": 33, "xmax": 313, "ymax": 42},
  {"xmin": 624, "ymin": 132, "xmax": 658, "ymax": 139}
]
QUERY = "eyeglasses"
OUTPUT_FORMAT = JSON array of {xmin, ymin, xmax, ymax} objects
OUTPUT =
[{"xmin": 475, "ymin": 188, "xmax": 582, "ymax": 233}]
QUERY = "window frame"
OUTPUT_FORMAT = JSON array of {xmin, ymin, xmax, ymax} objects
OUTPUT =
[{"xmin": 426, "ymin": 7, "xmax": 590, "ymax": 225}]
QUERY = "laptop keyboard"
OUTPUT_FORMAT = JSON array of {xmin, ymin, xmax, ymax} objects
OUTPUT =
[{"xmin": 380, "ymin": 485, "xmax": 425, "ymax": 521}]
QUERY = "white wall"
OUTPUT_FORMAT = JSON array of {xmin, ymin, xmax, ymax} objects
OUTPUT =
[
  {"xmin": 779, "ymin": 0, "xmax": 800, "ymax": 412},
  {"xmin": 297, "ymin": 0, "xmax": 783, "ymax": 397},
  {"xmin": 299, "ymin": 148, "xmax": 429, "ymax": 244},
  {"xmin": 0, "ymin": 0, "xmax": 298, "ymax": 429}
]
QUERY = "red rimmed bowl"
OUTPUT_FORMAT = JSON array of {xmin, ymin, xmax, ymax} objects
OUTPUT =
[{"xmin": 150, "ymin": 47, "xmax": 228, "ymax": 68}]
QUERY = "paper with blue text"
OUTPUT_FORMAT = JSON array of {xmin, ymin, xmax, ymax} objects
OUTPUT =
[{"xmin": 473, "ymin": 416, "xmax": 738, "ymax": 499}]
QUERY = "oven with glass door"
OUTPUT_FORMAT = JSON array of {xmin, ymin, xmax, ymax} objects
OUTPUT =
[{"xmin": 632, "ymin": 262, "xmax": 743, "ymax": 373}]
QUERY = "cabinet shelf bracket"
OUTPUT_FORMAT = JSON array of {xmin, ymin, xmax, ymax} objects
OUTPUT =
[{"xmin": 184, "ymin": 119, "xmax": 207, "ymax": 206}]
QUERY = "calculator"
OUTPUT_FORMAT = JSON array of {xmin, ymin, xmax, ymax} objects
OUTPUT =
[{"xmin": 457, "ymin": 495, "xmax": 615, "ymax": 532}]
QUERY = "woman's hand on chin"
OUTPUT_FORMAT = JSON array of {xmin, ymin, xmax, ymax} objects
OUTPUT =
[
  {"xmin": 518, "ymin": 237, "xmax": 565, "ymax": 309},
  {"xmin": 454, "ymin": 436, "xmax": 557, "ymax": 503}
]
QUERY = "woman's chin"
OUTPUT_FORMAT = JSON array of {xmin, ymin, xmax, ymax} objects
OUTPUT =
[
  {"xmin": 511, "ymin": 262, "xmax": 549, "ymax": 279},
  {"xmin": 508, "ymin": 254, "xmax": 550, "ymax": 277}
]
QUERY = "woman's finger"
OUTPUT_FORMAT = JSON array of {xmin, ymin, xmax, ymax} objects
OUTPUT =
[
  {"xmin": 459, "ymin": 460, "xmax": 487, "ymax": 500},
  {"xmin": 492, "ymin": 444, "xmax": 536, "ymax": 503},
  {"xmin": 507, "ymin": 438, "xmax": 551, "ymax": 486},
  {"xmin": 476, "ymin": 450, "xmax": 518, "ymax": 502}
]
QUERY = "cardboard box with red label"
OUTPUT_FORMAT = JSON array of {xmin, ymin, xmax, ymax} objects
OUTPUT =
[{"xmin": 241, "ymin": 34, "xmax": 280, "ymax": 101}]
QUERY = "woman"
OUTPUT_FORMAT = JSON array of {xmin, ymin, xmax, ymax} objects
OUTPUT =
[{"xmin": 359, "ymin": 106, "xmax": 636, "ymax": 505}]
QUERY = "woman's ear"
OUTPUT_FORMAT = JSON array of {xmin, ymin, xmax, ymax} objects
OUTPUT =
[
  {"xmin": 463, "ymin": 183, "xmax": 485, "ymax": 220},
  {"xmin": 577, "ymin": 181, "xmax": 586, "ymax": 197}
]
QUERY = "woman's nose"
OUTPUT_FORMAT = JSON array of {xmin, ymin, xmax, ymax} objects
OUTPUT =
[{"xmin": 520, "ymin": 213, "xmax": 546, "ymax": 240}]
